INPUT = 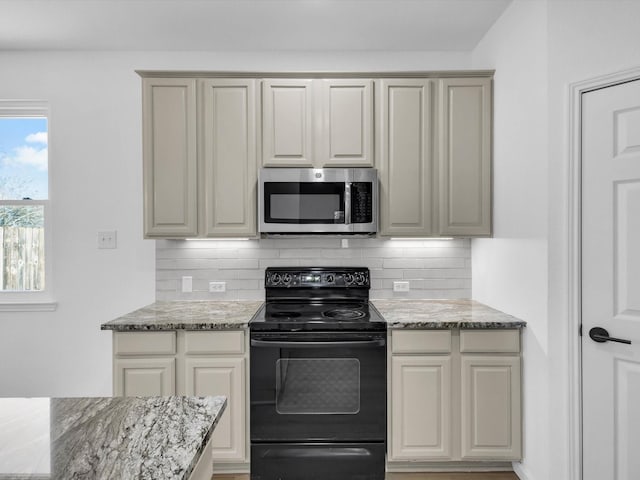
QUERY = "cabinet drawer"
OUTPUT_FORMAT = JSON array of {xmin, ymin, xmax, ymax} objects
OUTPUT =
[
  {"xmin": 114, "ymin": 331, "xmax": 176, "ymax": 356},
  {"xmin": 184, "ymin": 330, "xmax": 245, "ymax": 355},
  {"xmin": 391, "ymin": 330, "xmax": 451, "ymax": 354},
  {"xmin": 460, "ymin": 329, "xmax": 520, "ymax": 353}
]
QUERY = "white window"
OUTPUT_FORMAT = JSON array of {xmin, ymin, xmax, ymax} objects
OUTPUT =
[{"xmin": 0, "ymin": 101, "xmax": 54, "ymax": 310}]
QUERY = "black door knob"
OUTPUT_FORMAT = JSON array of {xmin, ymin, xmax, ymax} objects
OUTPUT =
[{"xmin": 589, "ymin": 327, "xmax": 632, "ymax": 345}]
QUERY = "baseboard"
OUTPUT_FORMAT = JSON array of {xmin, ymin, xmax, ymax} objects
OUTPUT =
[
  {"xmin": 512, "ymin": 462, "xmax": 532, "ymax": 480},
  {"xmin": 386, "ymin": 461, "xmax": 515, "ymax": 473},
  {"xmin": 212, "ymin": 462, "xmax": 250, "ymax": 474}
]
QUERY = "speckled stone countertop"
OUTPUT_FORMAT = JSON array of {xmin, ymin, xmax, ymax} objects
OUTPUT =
[
  {"xmin": 0, "ymin": 395, "xmax": 226, "ymax": 480},
  {"xmin": 101, "ymin": 301, "xmax": 263, "ymax": 331},
  {"xmin": 372, "ymin": 299, "xmax": 526, "ymax": 329}
]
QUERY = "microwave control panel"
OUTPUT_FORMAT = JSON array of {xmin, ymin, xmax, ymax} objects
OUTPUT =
[{"xmin": 350, "ymin": 182, "xmax": 373, "ymax": 224}]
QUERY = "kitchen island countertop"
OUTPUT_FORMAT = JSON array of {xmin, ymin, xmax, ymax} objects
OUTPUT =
[
  {"xmin": 0, "ymin": 395, "xmax": 226, "ymax": 480},
  {"xmin": 372, "ymin": 298, "xmax": 526, "ymax": 329},
  {"xmin": 101, "ymin": 300, "xmax": 263, "ymax": 331}
]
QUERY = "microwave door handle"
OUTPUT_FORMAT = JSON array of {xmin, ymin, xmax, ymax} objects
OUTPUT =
[{"xmin": 344, "ymin": 183, "xmax": 352, "ymax": 225}]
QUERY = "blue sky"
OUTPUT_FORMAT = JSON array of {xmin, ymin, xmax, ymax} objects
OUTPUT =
[{"xmin": 0, "ymin": 117, "xmax": 48, "ymax": 200}]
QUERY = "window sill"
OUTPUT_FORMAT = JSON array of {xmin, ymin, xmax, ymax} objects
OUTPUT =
[{"xmin": 0, "ymin": 302, "xmax": 58, "ymax": 312}]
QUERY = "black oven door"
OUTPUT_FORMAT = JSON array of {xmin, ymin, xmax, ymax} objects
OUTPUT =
[{"xmin": 250, "ymin": 331, "xmax": 386, "ymax": 443}]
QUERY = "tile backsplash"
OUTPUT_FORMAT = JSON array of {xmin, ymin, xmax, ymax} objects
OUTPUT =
[{"xmin": 156, "ymin": 238, "xmax": 471, "ymax": 301}]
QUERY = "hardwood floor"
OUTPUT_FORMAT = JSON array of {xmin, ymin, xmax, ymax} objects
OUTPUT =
[{"xmin": 213, "ymin": 473, "xmax": 520, "ymax": 480}]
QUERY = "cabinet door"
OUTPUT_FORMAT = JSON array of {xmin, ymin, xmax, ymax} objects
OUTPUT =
[
  {"xmin": 319, "ymin": 79, "xmax": 373, "ymax": 167},
  {"xmin": 201, "ymin": 79, "xmax": 257, "ymax": 237},
  {"xmin": 460, "ymin": 355, "xmax": 521, "ymax": 459},
  {"xmin": 114, "ymin": 357, "xmax": 175, "ymax": 396},
  {"xmin": 390, "ymin": 355, "xmax": 452, "ymax": 460},
  {"xmin": 378, "ymin": 79, "xmax": 434, "ymax": 236},
  {"xmin": 184, "ymin": 357, "xmax": 246, "ymax": 462},
  {"xmin": 262, "ymin": 79, "xmax": 313, "ymax": 167},
  {"xmin": 438, "ymin": 77, "xmax": 492, "ymax": 236},
  {"xmin": 143, "ymin": 78, "xmax": 198, "ymax": 237}
]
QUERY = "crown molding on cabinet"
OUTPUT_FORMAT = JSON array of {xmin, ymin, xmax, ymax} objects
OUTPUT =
[{"xmin": 136, "ymin": 70, "xmax": 495, "ymax": 79}]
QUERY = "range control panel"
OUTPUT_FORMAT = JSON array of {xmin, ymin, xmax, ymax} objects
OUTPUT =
[{"xmin": 265, "ymin": 268, "xmax": 370, "ymax": 288}]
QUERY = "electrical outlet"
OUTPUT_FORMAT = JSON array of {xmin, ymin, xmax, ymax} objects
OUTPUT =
[
  {"xmin": 182, "ymin": 276, "xmax": 193, "ymax": 293},
  {"xmin": 98, "ymin": 231, "xmax": 117, "ymax": 249},
  {"xmin": 209, "ymin": 281, "xmax": 226, "ymax": 293},
  {"xmin": 393, "ymin": 281, "xmax": 410, "ymax": 292}
]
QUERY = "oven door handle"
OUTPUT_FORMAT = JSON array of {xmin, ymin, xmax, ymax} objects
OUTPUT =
[{"xmin": 250, "ymin": 339, "xmax": 385, "ymax": 349}]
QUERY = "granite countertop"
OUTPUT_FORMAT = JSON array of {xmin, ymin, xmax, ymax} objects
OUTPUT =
[
  {"xmin": 0, "ymin": 395, "xmax": 226, "ymax": 480},
  {"xmin": 372, "ymin": 299, "xmax": 526, "ymax": 329},
  {"xmin": 101, "ymin": 300, "xmax": 263, "ymax": 331}
]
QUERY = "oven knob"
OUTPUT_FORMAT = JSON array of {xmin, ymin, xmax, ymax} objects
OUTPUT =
[
  {"xmin": 282, "ymin": 273, "xmax": 292, "ymax": 285},
  {"xmin": 345, "ymin": 273, "xmax": 354, "ymax": 285},
  {"xmin": 326, "ymin": 274, "xmax": 335, "ymax": 284},
  {"xmin": 355, "ymin": 273, "xmax": 365, "ymax": 285},
  {"xmin": 271, "ymin": 273, "xmax": 282, "ymax": 285}
]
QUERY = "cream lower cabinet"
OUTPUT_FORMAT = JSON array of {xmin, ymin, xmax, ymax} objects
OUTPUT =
[
  {"xmin": 388, "ymin": 329, "xmax": 521, "ymax": 466},
  {"xmin": 390, "ymin": 355, "xmax": 452, "ymax": 459},
  {"xmin": 113, "ymin": 330, "xmax": 249, "ymax": 471}
]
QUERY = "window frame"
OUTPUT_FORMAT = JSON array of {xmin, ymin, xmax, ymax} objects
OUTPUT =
[{"xmin": 0, "ymin": 100, "xmax": 55, "ymax": 311}]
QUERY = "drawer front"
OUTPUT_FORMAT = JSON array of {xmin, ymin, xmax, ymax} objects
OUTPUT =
[
  {"xmin": 184, "ymin": 330, "xmax": 245, "ymax": 355},
  {"xmin": 391, "ymin": 330, "xmax": 451, "ymax": 354},
  {"xmin": 460, "ymin": 329, "xmax": 520, "ymax": 353},
  {"xmin": 114, "ymin": 331, "xmax": 176, "ymax": 356}
]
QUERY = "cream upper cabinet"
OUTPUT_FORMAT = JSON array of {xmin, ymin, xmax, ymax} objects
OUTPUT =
[
  {"xmin": 378, "ymin": 79, "xmax": 434, "ymax": 236},
  {"xmin": 262, "ymin": 79, "xmax": 314, "ymax": 167},
  {"xmin": 438, "ymin": 77, "xmax": 492, "ymax": 236},
  {"xmin": 142, "ymin": 77, "xmax": 257, "ymax": 238},
  {"xmin": 201, "ymin": 79, "xmax": 257, "ymax": 237},
  {"xmin": 261, "ymin": 79, "xmax": 374, "ymax": 168},
  {"xmin": 143, "ymin": 78, "xmax": 198, "ymax": 237},
  {"xmin": 378, "ymin": 76, "xmax": 493, "ymax": 237}
]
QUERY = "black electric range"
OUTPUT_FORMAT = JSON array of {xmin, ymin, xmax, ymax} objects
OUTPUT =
[{"xmin": 249, "ymin": 267, "xmax": 387, "ymax": 480}]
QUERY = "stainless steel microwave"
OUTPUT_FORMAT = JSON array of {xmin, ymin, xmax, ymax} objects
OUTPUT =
[{"xmin": 259, "ymin": 168, "xmax": 378, "ymax": 235}]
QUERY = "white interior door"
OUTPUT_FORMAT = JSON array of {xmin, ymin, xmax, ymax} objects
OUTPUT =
[{"xmin": 582, "ymin": 78, "xmax": 640, "ymax": 480}]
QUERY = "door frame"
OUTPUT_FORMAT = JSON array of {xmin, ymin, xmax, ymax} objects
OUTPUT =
[{"xmin": 567, "ymin": 65, "xmax": 640, "ymax": 480}]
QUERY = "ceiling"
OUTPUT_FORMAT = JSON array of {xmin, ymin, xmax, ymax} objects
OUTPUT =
[{"xmin": 0, "ymin": 0, "xmax": 512, "ymax": 52}]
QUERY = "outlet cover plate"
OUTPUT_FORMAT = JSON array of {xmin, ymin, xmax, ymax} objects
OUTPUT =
[
  {"xmin": 393, "ymin": 281, "xmax": 410, "ymax": 292},
  {"xmin": 209, "ymin": 281, "xmax": 226, "ymax": 293}
]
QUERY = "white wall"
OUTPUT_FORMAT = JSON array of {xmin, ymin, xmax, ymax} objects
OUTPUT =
[
  {"xmin": 472, "ymin": 1, "xmax": 640, "ymax": 479},
  {"xmin": 471, "ymin": 2, "xmax": 549, "ymax": 479},
  {"xmin": 0, "ymin": 50, "xmax": 471, "ymax": 397}
]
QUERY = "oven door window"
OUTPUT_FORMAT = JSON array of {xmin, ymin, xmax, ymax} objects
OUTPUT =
[
  {"xmin": 264, "ymin": 182, "xmax": 345, "ymax": 224},
  {"xmin": 276, "ymin": 358, "xmax": 360, "ymax": 414}
]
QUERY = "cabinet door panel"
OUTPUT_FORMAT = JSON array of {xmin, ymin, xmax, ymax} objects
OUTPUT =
[
  {"xmin": 461, "ymin": 355, "xmax": 521, "ymax": 459},
  {"xmin": 379, "ymin": 79, "xmax": 433, "ymax": 236},
  {"xmin": 143, "ymin": 78, "xmax": 198, "ymax": 237},
  {"xmin": 262, "ymin": 79, "xmax": 313, "ymax": 167},
  {"xmin": 202, "ymin": 79, "xmax": 257, "ymax": 236},
  {"xmin": 184, "ymin": 357, "xmax": 245, "ymax": 462},
  {"xmin": 439, "ymin": 77, "xmax": 492, "ymax": 236},
  {"xmin": 320, "ymin": 79, "xmax": 373, "ymax": 167},
  {"xmin": 390, "ymin": 355, "xmax": 451, "ymax": 460},
  {"xmin": 114, "ymin": 357, "xmax": 175, "ymax": 397}
]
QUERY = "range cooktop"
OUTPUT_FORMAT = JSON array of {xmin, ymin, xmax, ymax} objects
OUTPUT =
[{"xmin": 249, "ymin": 267, "xmax": 387, "ymax": 332}]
